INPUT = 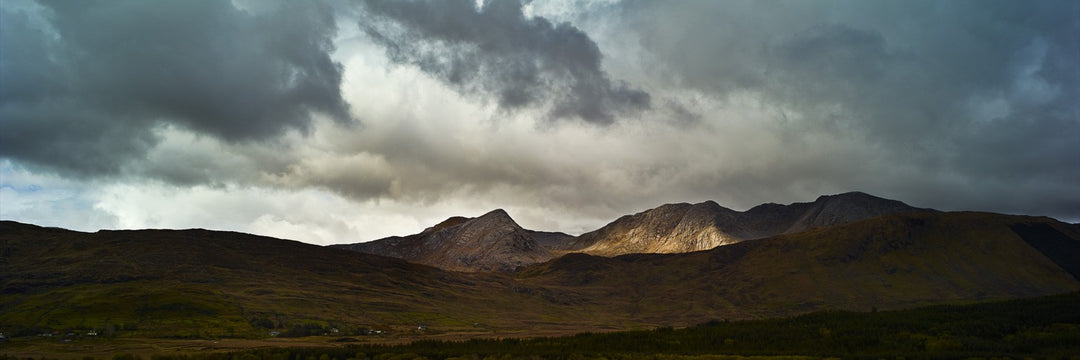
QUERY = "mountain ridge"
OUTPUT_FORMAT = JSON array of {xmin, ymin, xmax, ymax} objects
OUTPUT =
[
  {"xmin": 338, "ymin": 191, "xmax": 936, "ymax": 271},
  {"xmin": 518, "ymin": 211, "xmax": 1080, "ymax": 322},
  {"xmin": 3, "ymin": 210, "xmax": 1077, "ymax": 338},
  {"xmin": 571, "ymin": 191, "xmax": 935, "ymax": 256}
]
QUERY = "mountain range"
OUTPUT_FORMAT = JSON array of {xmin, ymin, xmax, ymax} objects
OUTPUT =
[
  {"xmin": 335, "ymin": 191, "xmax": 933, "ymax": 271},
  {"xmin": 1, "ymin": 192, "xmax": 1078, "ymax": 339}
]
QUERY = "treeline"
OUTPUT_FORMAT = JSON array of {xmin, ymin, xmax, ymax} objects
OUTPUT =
[{"xmin": 6, "ymin": 292, "xmax": 1079, "ymax": 360}]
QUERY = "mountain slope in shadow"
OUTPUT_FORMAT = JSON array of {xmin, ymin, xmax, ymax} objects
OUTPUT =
[
  {"xmin": 519, "ymin": 212, "xmax": 1080, "ymax": 323},
  {"xmin": 2, "ymin": 210, "xmax": 1078, "ymax": 337}
]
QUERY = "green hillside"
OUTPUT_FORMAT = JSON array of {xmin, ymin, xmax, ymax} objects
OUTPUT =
[
  {"xmin": 517, "ymin": 212, "xmax": 1080, "ymax": 323},
  {"xmin": 0, "ymin": 222, "xmax": 560, "ymax": 338},
  {"xmin": 291, "ymin": 291, "xmax": 1080, "ymax": 359},
  {"xmin": 2, "ymin": 211, "xmax": 1078, "ymax": 342},
  {"xmin": 14, "ymin": 291, "xmax": 1075, "ymax": 360}
]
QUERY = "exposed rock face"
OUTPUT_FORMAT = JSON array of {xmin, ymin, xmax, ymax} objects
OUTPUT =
[
  {"xmin": 334, "ymin": 209, "xmax": 559, "ymax": 272},
  {"xmin": 336, "ymin": 191, "xmax": 935, "ymax": 271},
  {"xmin": 576, "ymin": 191, "xmax": 934, "ymax": 256},
  {"xmin": 521, "ymin": 212, "xmax": 1080, "ymax": 321},
  {"xmin": 573, "ymin": 201, "xmax": 744, "ymax": 256}
]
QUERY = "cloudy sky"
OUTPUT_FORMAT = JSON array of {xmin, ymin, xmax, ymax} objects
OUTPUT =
[{"xmin": 2, "ymin": 0, "xmax": 1078, "ymax": 245}]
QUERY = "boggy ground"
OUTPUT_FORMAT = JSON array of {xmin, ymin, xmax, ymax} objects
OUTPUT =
[{"xmin": 0, "ymin": 325, "xmax": 615, "ymax": 359}]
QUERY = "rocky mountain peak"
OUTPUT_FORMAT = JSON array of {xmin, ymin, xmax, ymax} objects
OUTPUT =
[
  {"xmin": 813, "ymin": 191, "xmax": 903, "ymax": 210},
  {"xmin": 421, "ymin": 216, "xmax": 470, "ymax": 234},
  {"xmin": 816, "ymin": 190, "xmax": 871, "ymax": 200},
  {"xmin": 575, "ymin": 192, "xmax": 935, "ymax": 257},
  {"xmin": 685, "ymin": 200, "xmax": 732, "ymax": 220},
  {"xmin": 574, "ymin": 200, "xmax": 739, "ymax": 256},
  {"xmin": 337, "ymin": 208, "xmax": 557, "ymax": 272},
  {"xmin": 338, "ymin": 192, "xmax": 936, "ymax": 270},
  {"xmin": 695, "ymin": 200, "xmax": 723, "ymax": 210},
  {"xmin": 450, "ymin": 209, "xmax": 528, "ymax": 246},
  {"xmin": 786, "ymin": 191, "xmax": 933, "ymax": 233},
  {"xmin": 472, "ymin": 208, "xmax": 519, "ymax": 227}
]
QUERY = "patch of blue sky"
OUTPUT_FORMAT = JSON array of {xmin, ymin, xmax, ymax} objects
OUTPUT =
[{"xmin": 0, "ymin": 159, "xmax": 117, "ymax": 230}]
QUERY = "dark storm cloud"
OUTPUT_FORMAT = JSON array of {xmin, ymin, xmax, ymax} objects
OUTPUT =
[
  {"xmin": 357, "ymin": 0, "xmax": 650, "ymax": 123},
  {"xmin": 608, "ymin": 0, "xmax": 1079, "ymax": 221},
  {"xmin": 0, "ymin": 0, "xmax": 350, "ymax": 176}
]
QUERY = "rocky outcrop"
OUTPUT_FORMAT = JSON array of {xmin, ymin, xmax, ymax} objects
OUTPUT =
[
  {"xmin": 575, "ymin": 192, "xmax": 934, "ymax": 256},
  {"xmin": 573, "ymin": 201, "xmax": 744, "ymax": 256}
]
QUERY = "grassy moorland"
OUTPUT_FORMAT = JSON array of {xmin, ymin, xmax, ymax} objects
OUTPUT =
[
  {"xmin": 236, "ymin": 291, "xmax": 1080, "ymax": 359},
  {"xmin": 0, "ymin": 221, "xmax": 583, "ymax": 339},
  {"xmin": 3, "ymin": 292, "xmax": 1079, "ymax": 359},
  {"xmin": 515, "ymin": 212, "xmax": 1080, "ymax": 323},
  {"xmin": 2, "ymin": 212, "xmax": 1078, "ymax": 358}
]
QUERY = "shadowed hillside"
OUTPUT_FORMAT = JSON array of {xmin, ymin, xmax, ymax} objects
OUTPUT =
[
  {"xmin": 2, "ymin": 210, "xmax": 1077, "ymax": 339},
  {"xmin": 0, "ymin": 221, "xmax": 559, "ymax": 338},
  {"xmin": 519, "ymin": 212, "xmax": 1080, "ymax": 324}
]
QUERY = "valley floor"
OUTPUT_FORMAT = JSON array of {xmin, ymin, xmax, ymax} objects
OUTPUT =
[
  {"xmin": 0, "ymin": 327, "xmax": 617, "ymax": 359},
  {"xmin": 4, "ymin": 292, "xmax": 1080, "ymax": 360}
]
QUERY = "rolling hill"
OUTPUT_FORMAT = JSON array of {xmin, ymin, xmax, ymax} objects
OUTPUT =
[
  {"xmin": 517, "ymin": 211, "xmax": 1080, "ymax": 323},
  {"xmin": 1, "ymin": 204, "xmax": 1077, "ymax": 340},
  {"xmin": 0, "ymin": 221, "xmax": 559, "ymax": 338}
]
